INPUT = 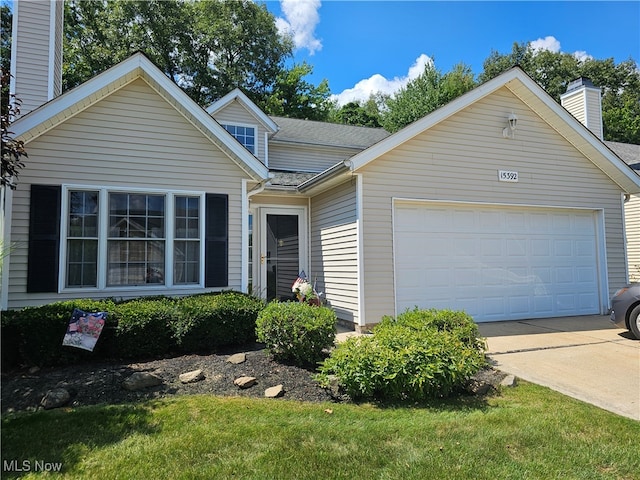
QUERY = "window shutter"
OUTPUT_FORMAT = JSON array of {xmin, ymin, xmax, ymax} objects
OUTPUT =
[
  {"xmin": 205, "ymin": 194, "xmax": 228, "ymax": 287},
  {"xmin": 27, "ymin": 185, "xmax": 62, "ymax": 293}
]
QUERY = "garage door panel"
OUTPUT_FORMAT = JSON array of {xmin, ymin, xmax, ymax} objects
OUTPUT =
[{"xmin": 394, "ymin": 203, "xmax": 602, "ymax": 322}]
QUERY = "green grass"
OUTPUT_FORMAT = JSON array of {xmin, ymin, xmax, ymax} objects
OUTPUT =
[{"xmin": 2, "ymin": 382, "xmax": 638, "ymax": 479}]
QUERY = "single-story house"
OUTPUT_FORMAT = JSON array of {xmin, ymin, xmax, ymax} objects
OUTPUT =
[{"xmin": 3, "ymin": 1, "xmax": 639, "ymax": 330}]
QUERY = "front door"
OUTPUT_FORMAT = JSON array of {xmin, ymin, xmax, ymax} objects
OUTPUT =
[{"xmin": 259, "ymin": 208, "xmax": 307, "ymax": 301}]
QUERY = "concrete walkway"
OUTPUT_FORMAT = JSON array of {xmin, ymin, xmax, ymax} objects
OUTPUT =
[{"xmin": 478, "ymin": 316, "xmax": 640, "ymax": 421}]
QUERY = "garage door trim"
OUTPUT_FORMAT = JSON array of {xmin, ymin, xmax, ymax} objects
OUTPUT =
[{"xmin": 392, "ymin": 198, "xmax": 608, "ymax": 322}]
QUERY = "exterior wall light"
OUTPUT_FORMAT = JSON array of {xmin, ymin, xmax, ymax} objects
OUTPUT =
[{"xmin": 503, "ymin": 112, "xmax": 518, "ymax": 139}]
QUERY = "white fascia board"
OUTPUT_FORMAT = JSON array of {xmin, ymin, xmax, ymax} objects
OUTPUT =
[
  {"xmin": 11, "ymin": 53, "xmax": 146, "ymax": 139},
  {"xmin": 348, "ymin": 67, "xmax": 640, "ymax": 194},
  {"xmin": 508, "ymin": 71, "xmax": 640, "ymax": 193},
  {"xmin": 349, "ymin": 68, "xmax": 522, "ymax": 171},
  {"xmin": 11, "ymin": 53, "xmax": 269, "ymax": 181},
  {"xmin": 138, "ymin": 58, "xmax": 269, "ymax": 180},
  {"xmin": 205, "ymin": 88, "xmax": 279, "ymax": 133}
]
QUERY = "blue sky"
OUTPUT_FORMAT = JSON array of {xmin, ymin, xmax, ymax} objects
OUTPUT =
[{"xmin": 265, "ymin": 1, "xmax": 640, "ymax": 105}]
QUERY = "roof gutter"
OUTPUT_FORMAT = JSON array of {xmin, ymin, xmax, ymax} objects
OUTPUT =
[{"xmin": 297, "ymin": 159, "xmax": 352, "ymax": 193}]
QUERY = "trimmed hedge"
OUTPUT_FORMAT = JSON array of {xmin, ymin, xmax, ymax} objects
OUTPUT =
[
  {"xmin": 1, "ymin": 299, "xmax": 117, "ymax": 368},
  {"xmin": 174, "ymin": 292, "xmax": 265, "ymax": 352},
  {"xmin": 317, "ymin": 308, "xmax": 487, "ymax": 401},
  {"xmin": 1, "ymin": 292, "xmax": 265, "ymax": 368},
  {"xmin": 256, "ymin": 301, "xmax": 337, "ymax": 367}
]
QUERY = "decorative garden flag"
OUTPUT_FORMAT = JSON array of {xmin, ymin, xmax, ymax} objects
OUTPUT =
[{"xmin": 62, "ymin": 309, "xmax": 107, "ymax": 352}]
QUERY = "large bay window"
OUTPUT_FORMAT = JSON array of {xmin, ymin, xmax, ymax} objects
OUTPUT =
[{"xmin": 64, "ymin": 188, "xmax": 204, "ymax": 290}]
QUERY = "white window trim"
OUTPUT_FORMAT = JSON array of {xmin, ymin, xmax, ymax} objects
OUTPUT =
[{"xmin": 60, "ymin": 185, "xmax": 206, "ymax": 294}]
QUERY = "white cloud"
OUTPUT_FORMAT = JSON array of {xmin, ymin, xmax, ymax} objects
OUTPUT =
[
  {"xmin": 572, "ymin": 50, "xmax": 593, "ymax": 62},
  {"xmin": 332, "ymin": 54, "xmax": 433, "ymax": 106},
  {"xmin": 276, "ymin": 0, "xmax": 322, "ymax": 55},
  {"xmin": 530, "ymin": 35, "xmax": 562, "ymax": 54},
  {"xmin": 530, "ymin": 36, "xmax": 593, "ymax": 62}
]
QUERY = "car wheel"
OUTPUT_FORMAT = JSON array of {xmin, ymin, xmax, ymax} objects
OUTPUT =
[{"xmin": 629, "ymin": 304, "xmax": 640, "ymax": 340}]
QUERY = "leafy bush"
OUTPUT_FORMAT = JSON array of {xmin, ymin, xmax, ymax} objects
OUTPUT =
[
  {"xmin": 0, "ymin": 291, "xmax": 265, "ymax": 368},
  {"xmin": 1, "ymin": 299, "xmax": 116, "ymax": 366},
  {"xmin": 317, "ymin": 308, "xmax": 486, "ymax": 401},
  {"xmin": 110, "ymin": 298, "xmax": 178, "ymax": 359},
  {"xmin": 173, "ymin": 292, "xmax": 265, "ymax": 352},
  {"xmin": 256, "ymin": 301, "xmax": 337, "ymax": 367}
]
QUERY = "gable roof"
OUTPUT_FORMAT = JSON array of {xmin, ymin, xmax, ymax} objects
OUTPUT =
[
  {"xmin": 205, "ymin": 88, "xmax": 279, "ymax": 133},
  {"xmin": 11, "ymin": 52, "xmax": 269, "ymax": 181},
  {"xmin": 270, "ymin": 116, "xmax": 390, "ymax": 149},
  {"xmin": 347, "ymin": 67, "xmax": 640, "ymax": 194}
]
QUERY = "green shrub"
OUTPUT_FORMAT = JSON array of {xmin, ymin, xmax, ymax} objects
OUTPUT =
[
  {"xmin": 317, "ymin": 309, "xmax": 486, "ymax": 401},
  {"xmin": 173, "ymin": 292, "xmax": 265, "ymax": 352},
  {"xmin": 1, "ymin": 299, "xmax": 116, "ymax": 367},
  {"xmin": 256, "ymin": 301, "xmax": 337, "ymax": 367},
  {"xmin": 110, "ymin": 298, "xmax": 178, "ymax": 359}
]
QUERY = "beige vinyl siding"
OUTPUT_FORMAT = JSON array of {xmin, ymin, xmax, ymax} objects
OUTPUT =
[
  {"xmin": 626, "ymin": 194, "xmax": 640, "ymax": 281},
  {"xmin": 8, "ymin": 78, "xmax": 250, "ymax": 308},
  {"xmin": 12, "ymin": 0, "xmax": 55, "ymax": 114},
  {"xmin": 210, "ymin": 100, "xmax": 267, "ymax": 164},
  {"xmin": 584, "ymin": 89, "xmax": 603, "ymax": 140},
  {"xmin": 269, "ymin": 143, "xmax": 359, "ymax": 173},
  {"xmin": 250, "ymin": 195, "xmax": 308, "ymax": 208},
  {"xmin": 311, "ymin": 181, "xmax": 359, "ymax": 323},
  {"xmin": 358, "ymin": 86, "xmax": 626, "ymax": 325},
  {"xmin": 561, "ymin": 92, "xmax": 586, "ymax": 126}
]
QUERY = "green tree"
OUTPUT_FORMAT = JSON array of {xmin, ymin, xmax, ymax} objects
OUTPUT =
[
  {"xmin": 479, "ymin": 42, "xmax": 640, "ymax": 144},
  {"xmin": 264, "ymin": 62, "xmax": 331, "ymax": 121},
  {"xmin": 62, "ymin": 0, "xmax": 330, "ymax": 114},
  {"xmin": 381, "ymin": 62, "xmax": 476, "ymax": 133},
  {"xmin": 1, "ymin": 2, "xmax": 12, "ymax": 111},
  {"xmin": 329, "ymin": 95, "xmax": 383, "ymax": 128},
  {"xmin": 1, "ymin": 71, "xmax": 28, "ymax": 190}
]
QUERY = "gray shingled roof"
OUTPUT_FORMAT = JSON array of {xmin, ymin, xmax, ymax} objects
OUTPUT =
[
  {"xmin": 605, "ymin": 141, "xmax": 640, "ymax": 171},
  {"xmin": 270, "ymin": 116, "xmax": 390, "ymax": 149},
  {"xmin": 269, "ymin": 171, "xmax": 318, "ymax": 187}
]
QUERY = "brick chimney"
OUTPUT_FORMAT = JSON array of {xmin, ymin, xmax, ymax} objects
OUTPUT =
[
  {"xmin": 10, "ymin": 0, "xmax": 64, "ymax": 117},
  {"xmin": 560, "ymin": 77, "xmax": 603, "ymax": 140}
]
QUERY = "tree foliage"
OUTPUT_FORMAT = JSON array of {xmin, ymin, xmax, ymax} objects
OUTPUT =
[
  {"xmin": 62, "ymin": 0, "xmax": 331, "ymax": 118},
  {"xmin": 1, "ymin": 71, "xmax": 28, "ymax": 190},
  {"xmin": 479, "ymin": 42, "xmax": 640, "ymax": 143},
  {"xmin": 264, "ymin": 62, "xmax": 332, "ymax": 121},
  {"xmin": 381, "ymin": 62, "xmax": 476, "ymax": 133}
]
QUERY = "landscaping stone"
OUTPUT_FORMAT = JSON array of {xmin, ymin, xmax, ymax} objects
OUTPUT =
[
  {"xmin": 179, "ymin": 369, "xmax": 205, "ymax": 384},
  {"xmin": 234, "ymin": 376, "xmax": 257, "ymax": 389},
  {"xmin": 41, "ymin": 388, "xmax": 70, "ymax": 409},
  {"xmin": 227, "ymin": 353, "xmax": 247, "ymax": 364},
  {"xmin": 122, "ymin": 372, "xmax": 163, "ymax": 391},
  {"xmin": 265, "ymin": 385, "xmax": 284, "ymax": 398},
  {"xmin": 500, "ymin": 374, "xmax": 517, "ymax": 387}
]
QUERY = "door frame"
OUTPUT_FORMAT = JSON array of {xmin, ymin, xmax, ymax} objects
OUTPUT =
[{"xmin": 255, "ymin": 206, "xmax": 308, "ymax": 300}]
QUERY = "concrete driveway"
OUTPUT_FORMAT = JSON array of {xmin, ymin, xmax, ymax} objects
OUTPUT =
[{"xmin": 478, "ymin": 316, "xmax": 640, "ymax": 421}]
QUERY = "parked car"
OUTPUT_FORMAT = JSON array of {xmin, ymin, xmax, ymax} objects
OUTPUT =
[{"xmin": 610, "ymin": 283, "xmax": 640, "ymax": 339}]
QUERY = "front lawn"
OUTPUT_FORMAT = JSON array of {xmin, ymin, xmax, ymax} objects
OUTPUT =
[{"xmin": 2, "ymin": 381, "xmax": 638, "ymax": 479}]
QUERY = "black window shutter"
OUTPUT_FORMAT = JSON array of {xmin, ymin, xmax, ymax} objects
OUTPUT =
[
  {"xmin": 27, "ymin": 185, "xmax": 62, "ymax": 293},
  {"xmin": 205, "ymin": 193, "xmax": 228, "ymax": 287}
]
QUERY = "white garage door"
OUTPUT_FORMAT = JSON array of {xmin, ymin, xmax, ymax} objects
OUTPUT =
[{"xmin": 394, "ymin": 202, "xmax": 602, "ymax": 322}]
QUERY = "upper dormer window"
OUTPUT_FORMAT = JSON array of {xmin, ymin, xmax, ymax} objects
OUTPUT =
[{"xmin": 222, "ymin": 124, "xmax": 255, "ymax": 154}]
